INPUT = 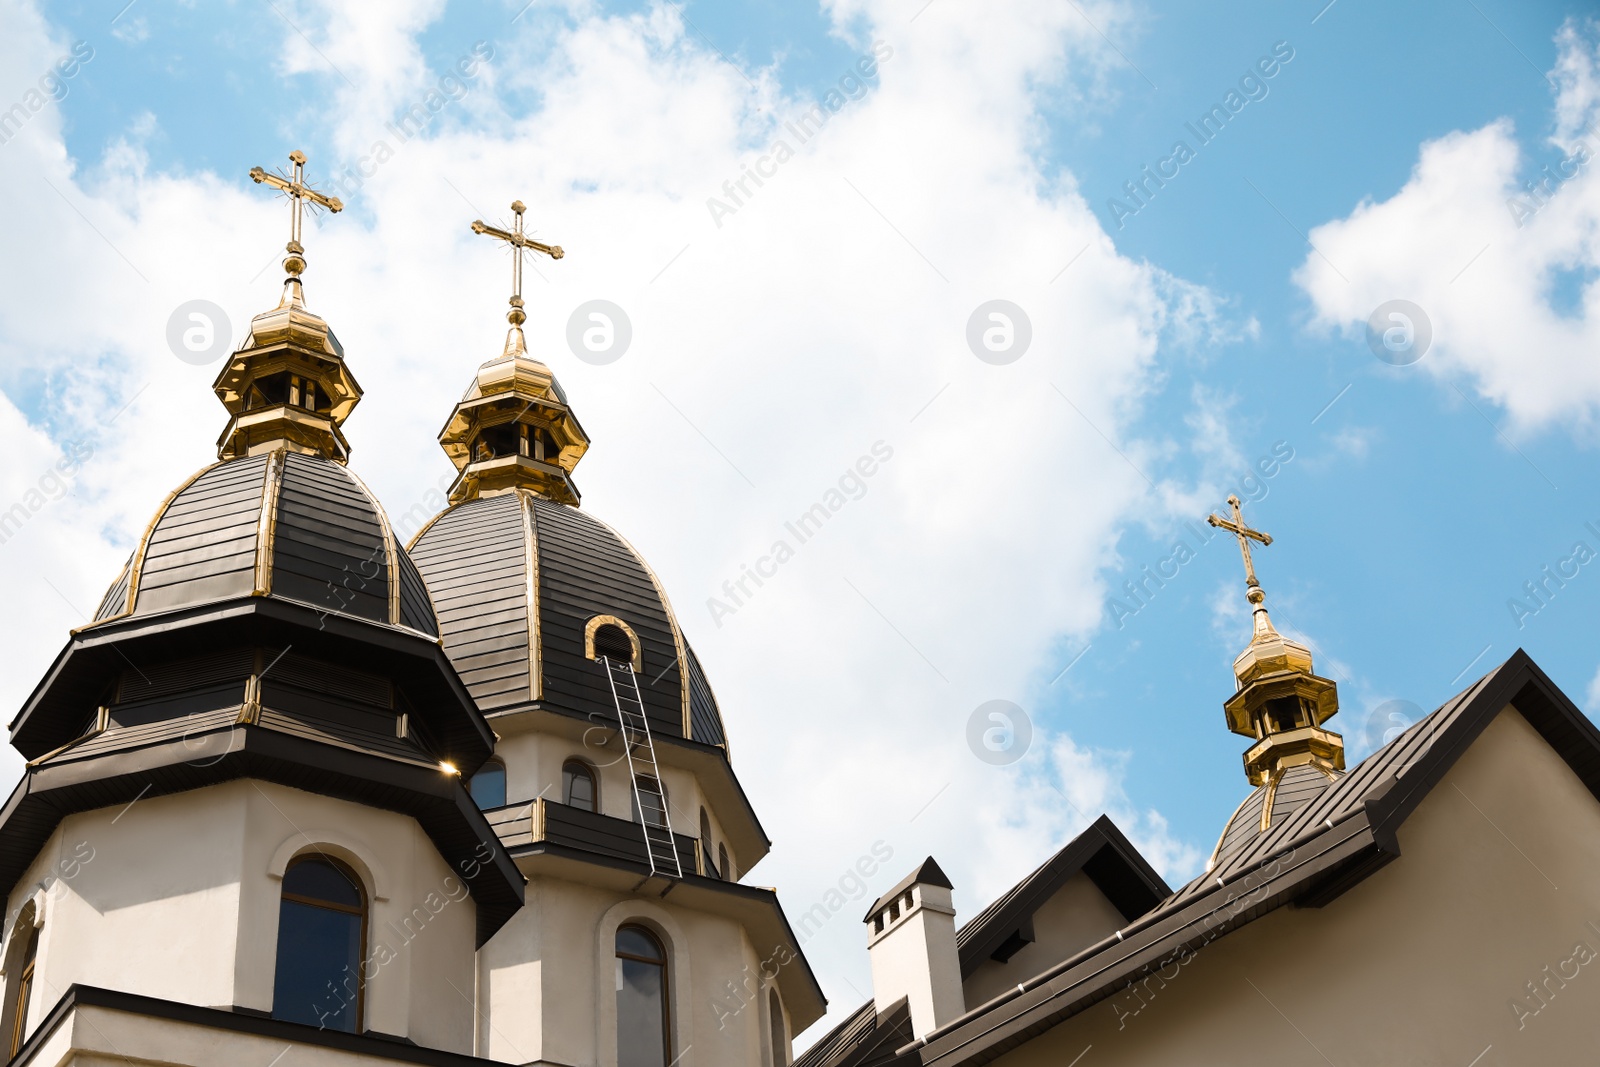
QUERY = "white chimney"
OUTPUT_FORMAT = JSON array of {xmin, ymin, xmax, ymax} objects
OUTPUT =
[{"xmin": 865, "ymin": 857, "xmax": 965, "ymax": 1040}]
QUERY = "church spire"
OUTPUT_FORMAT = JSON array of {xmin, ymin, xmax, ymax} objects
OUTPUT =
[
  {"xmin": 1207, "ymin": 496, "xmax": 1345, "ymax": 786},
  {"xmin": 438, "ymin": 201, "xmax": 588, "ymax": 505},
  {"xmin": 213, "ymin": 150, "xmax": 362, "ymax": 463}
]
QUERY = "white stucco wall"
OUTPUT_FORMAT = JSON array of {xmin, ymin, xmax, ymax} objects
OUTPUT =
[
  {"xmin": 0, "ymin": 779, "xmax": 478, "ymax": 1054},
  {"xmin": 480, "ymin": 869, "xmax": 784, "ymax": 1067}
]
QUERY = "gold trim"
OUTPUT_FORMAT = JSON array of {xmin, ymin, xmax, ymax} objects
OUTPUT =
[
  {"xmin": 253, "ymin": 449, "xmax": 288, "ymax": 597},
  {"xmin": 343, "ymin": 464, "xmax": 402, "ymax": 626},
  {"xmin": 519, "ymin": 490, "xmax": 543, "ymax": 701},
  {"xmin": 86, "ymin": 460, "xmax": 224, "ymax": 629},
  {"xmin": 404, "ymin": 504, "xmax": 450, "ymax": 552},
  {"xmin": 1259, "ymin": 767, "xmax": 1284, "ymax": 833},
  {"xmin": 533, "ymin": 797, "xmax": 546, "ymax": 841},
  {"xmin": 590, "ymin": 515, "xmax": 692, "ymax": 736},
  {"xmin": 237, "ymin": 674, "xmax": 263, "ymax": 725},
  {"xmin": 584, "ymin": 614, "xmax": 643, "ymax": 673}
]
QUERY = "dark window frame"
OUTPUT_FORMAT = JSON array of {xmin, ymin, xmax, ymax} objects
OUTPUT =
[
  {"xmin": 274, "ymin": 854, "xmax": 368, "ymax": 1033},
  {"xmin": 564, "ymin": 758, "xmax": 599, "ymax": 812},
  {"xmin": 6, "ymin": 920, "xmax": 39, "ymax": 1058},
  {"xmin": 768, "ymin": 987, "xmax": 787, "ymax": 1066},
  {"xmin": 616, "ymin": 924, "xmax": 671, "ymax": 1067},
  {"xmin": 632, "ymin": 774, "xmax": 668, "ymax": 828},
  {"xmin": 470, "ymin": 759, "xmax": 508, "ymax": 809}
]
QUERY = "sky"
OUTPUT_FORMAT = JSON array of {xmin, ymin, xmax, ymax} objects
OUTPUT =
[{"xmin": 2, "ymin": 0, "xmax": 1599, "ymax": 1048}]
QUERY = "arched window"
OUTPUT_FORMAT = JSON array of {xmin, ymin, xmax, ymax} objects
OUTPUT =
[
  {"xmin": 594, "ymin": 624, "xmax": 634, "ymax": 663},
  {"xmin": 632, "ymin": 775, "xmax": 667, "ymax": 828},
  {"xmin": 273, "ymin": 855, "xmax": 366, "ymax": 1033},
  {"xmin": 3, "ymin": 913, "xmax": 40, "ymax": 1058},
  {"xmin": 564, "ymin": 759, "xmax": 597, "ymax": 812},
  {"xmin": 719, "ymin": 843, "xmax": 732, "ymax": 882},
  {"xmin": 616, "ymin": 925, "xmax": 669, "ymax": 1067},
  {"xmin": 586, "ymin": 615, "xmax": 641, "ymax": 670},
  {"xmin": 769, "ymin": 988, "xmax": 788, "ymax": 1066},
  {"xmin": 699, "ymin": 808, "xmax": 715, "ymax": 876},
  {"xmin": 469, "ymin": 760, "xmax": 507, "ymax": 809}
]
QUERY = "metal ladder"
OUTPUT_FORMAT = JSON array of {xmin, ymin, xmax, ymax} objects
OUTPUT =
[{"xmin": 601, "ymin": 656, "xmax": 684, "ymax": 880}]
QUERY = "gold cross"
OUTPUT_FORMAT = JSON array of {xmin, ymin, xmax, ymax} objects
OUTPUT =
[
  {"xmin": 249, "ymin": 150, "xmax": 344, "ymax": 278},
  {"xmin": 1208, "ymin": 495, "xmax": 1273, "ymax": 594},
  {"xmin": 471, "ymin": 201, "xmax": 564, "ymax": 326}
]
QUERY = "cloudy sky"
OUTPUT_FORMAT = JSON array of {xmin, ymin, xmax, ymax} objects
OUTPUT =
[{"xmin": 3, "ymin": 0, "xmax": 1598, "ymax": 1045}]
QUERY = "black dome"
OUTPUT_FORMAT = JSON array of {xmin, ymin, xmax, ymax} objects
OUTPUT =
[
  {"xmin": 93, "ymin": 450, "xmax": 437, "ymax": 635},
  {"xmin": 410, "ymin": 489, "xmax": 727, "ymax": 748}
]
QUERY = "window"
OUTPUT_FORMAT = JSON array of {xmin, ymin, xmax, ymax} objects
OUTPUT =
[
  {"xmin": 632, "ymin": 775, "xmax": 668, "ymax": 828},
  {"xmin": 1264, "ymin": 697, "xmax": 1307, "ymax": 733},
  {"xmin": 273, "ymin": 856, "xmax": 366, "ymax": 1033},
  {"xmin": 594, "ymin": 624, "xmax": 634, "ymax": 663},
  {"xmin": 769, "ymin": 988, "xmax": 788, "ymax": 1066},
  {"xmin": 719, "ymin": 844, "xmax": 732, "ymax": 882},
  {"xmin": 564, "ymin": 759, "xmax": 597, "ymax": 812},
  {"xmin": 4, "ymin": 915, "xmax": 39, "ymax": 1057},
  {"xmin": 699, "ymin": 808, "xmax": 716, "ymax": 876},
  {"xmin": 616, "ymin": 925, "xmax": 669, "ymax": 1067},
  {"xmin": 470, "ymin": 760, "xmax": 507, "ymax": 809}
]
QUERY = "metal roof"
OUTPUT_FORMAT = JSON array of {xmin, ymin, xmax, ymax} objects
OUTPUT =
[{"xmin": 89, "ymin": 451, "xmax": 437, "ymax": 637}]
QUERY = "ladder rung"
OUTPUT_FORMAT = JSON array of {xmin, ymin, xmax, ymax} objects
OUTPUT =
[{"xmin": 600, "ymin": 654, "xmax": 683, "ymax": 880}]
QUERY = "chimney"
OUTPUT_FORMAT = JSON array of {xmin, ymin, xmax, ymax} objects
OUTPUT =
[{"xmin": 864, "ymin": 857, "xmax": 965, "ymax": 1040}]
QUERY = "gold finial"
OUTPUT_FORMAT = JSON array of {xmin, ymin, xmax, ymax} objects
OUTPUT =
[
  {"xmin": 1207, "ymin": 495, "xmax": 1278, "ymax": 640},
  {"xmin": 471, "ymin": 201, "xmax": 564, "ymax": 352},
  {"xmin": 249, "ymin": 150, "xmax": 344, "ymax": 296},
  {"xmin": 1205, "ymin": 497, "xmax": 1344, "ymax": 786},
  {"xmin": 215, "ymin": 149, "xmax": 360, "ymax": 464},
  {"xmin": 437, "ymin": 202, "xmax": 585, "ymax": 505}
]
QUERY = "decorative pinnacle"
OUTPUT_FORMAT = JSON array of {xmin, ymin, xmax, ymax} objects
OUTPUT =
[
  {"xmin": 1207, "ymin": 495, "xmax": 1278, "ymax": 639},
  {"xmin": 470, "ymin": 200, "xmax": 564, "ymax": 333},
  {"xmin": 249, "ymin": 149, "xmax": 343, "ymax": 283}
]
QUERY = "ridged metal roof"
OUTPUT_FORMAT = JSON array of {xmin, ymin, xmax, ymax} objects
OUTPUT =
[
  {"xmin": 409, "ymin": 489, "xmax": 730, "ymax": 748},
  {"xmin": 89, "ymin": 451, "xmax": 437, "ymax": 636},
  {"xmin": 1207, "ymin": 762, "xmax": 1338, "ymax": 871}
]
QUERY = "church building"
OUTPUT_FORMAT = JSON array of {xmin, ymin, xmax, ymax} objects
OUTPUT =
[{"xmin": 3, "ymin": 151, "xmax": 1599, "ymax": 1067}]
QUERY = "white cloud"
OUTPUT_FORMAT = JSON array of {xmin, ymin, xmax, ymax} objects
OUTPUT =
[
  {"xmin": 1294, "ymin": 19, "xmax": 1600, "ymax": 436},
  {"xmin": 0, "ymin": 0, "xmax": 1258, "ymax": 1039}
]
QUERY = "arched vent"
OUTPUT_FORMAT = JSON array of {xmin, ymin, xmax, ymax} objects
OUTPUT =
[
  {"xmin": 594, "ymin": 625, "xmax": 633, "ymax": 662},
  {"xmin": 585, "ymin": 614, "xmax": 642, "ymax": 670}
]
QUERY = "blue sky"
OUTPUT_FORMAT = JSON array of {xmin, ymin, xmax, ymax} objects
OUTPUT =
[{"xmin": 6, "ymin": 0, "xmax": 1600, "ymax": 1037}]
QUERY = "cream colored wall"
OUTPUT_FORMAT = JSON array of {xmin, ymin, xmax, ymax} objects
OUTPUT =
[
  {"xmin": 17, "ymin": 1001, "xmax": 468, "ymax": 1067},
  {"xmin": 962, "ymin": 871, "xmax": 1126, "ymax": 1010},
  {"xmin": 480, "ymin": 869, "xmax": 784, "ymax": 1067},
  {"xmin": 492, "ymin": 726, "xmax": 739, "ymax": 877},
  {"xmin": 988, "ymin": 705, "xmax": 1600, "ymax": 1066},
  {"xmin": 0, "ymin": 779, "xmax": 478, "ymax": 1055}
]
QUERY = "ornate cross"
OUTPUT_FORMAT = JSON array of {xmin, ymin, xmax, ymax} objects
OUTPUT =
[
  {"xmin": 471, "ymin": 201, "xmax": 564, "ymax": 326},
  {"xmin": 1208, "ymin": 495, "xmax": 1273, "ymax": 595},
  {"xmin": 249, "ymin": 150, "xmax": 344, "ymax": 278}
]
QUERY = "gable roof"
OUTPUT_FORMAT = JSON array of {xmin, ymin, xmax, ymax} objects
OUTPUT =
[
  {"xmin": 955, "ymin": 815, "xmax": 1170, "ymax": 977},
  {"xmin": 802, "ymin": 817, "xmax": 1171, "ymax": 1067},
  {"xmin": 915, "ymin": 649, "xmax": 1600, "ymax": 1067}
]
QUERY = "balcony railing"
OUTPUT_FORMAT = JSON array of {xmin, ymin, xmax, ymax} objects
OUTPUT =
[{"xmin": 483, "ymin": 798, "xmax": 702, "ymax": 875}]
